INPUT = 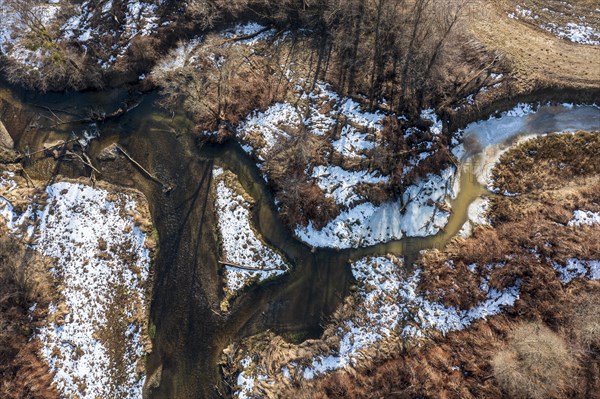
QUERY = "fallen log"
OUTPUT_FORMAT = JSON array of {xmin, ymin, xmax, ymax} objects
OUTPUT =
[
  {"xmin": 218, "ymin": 260, "xmax": 282, "ymax": 272},
  {"xmin": 115, "ymin": 144, "xmax": 173, "ymax": 193}
]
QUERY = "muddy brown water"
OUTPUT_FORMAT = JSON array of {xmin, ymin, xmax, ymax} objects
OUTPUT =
[{"xmin": 1, "ymin": 80, "xmax": 598, "ymax": 398}]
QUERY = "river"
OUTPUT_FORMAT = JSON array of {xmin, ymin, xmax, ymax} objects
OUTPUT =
[{"xmin": 1, "ymin": 81, "xmax": 598, "ymax": 398}]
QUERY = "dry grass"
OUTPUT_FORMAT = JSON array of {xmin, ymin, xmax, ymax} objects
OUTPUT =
[
  {"xmin": 492, "ymin": 131, "xmax": 600, "ymax": 195},
  {"xmin": 0, "ymin": 229, "xmax": 59, "ymax": 399},
  {"xmin": 492, "ymin": 322, "xmax": 576, "ymax": 399},
  {"xmin": 271, "ymin": 132, "xmax": 600, "ymax": 398},
  {"xmin": 567, "ymin": 293, "xmax": 600, "ymax": 351},
  {"xmin": 470, "ymin": 0, "xmax": 600, "ymax": 91}
]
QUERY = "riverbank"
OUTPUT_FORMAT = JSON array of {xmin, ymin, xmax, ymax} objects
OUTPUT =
[
  {"xmin": 0, "ymin": 48, "xmax": 598, "ymax": 398},
  {"xmin": 0, "ymin": 165, "xmax": 156, "ymax": 399},
  {"xmin": 226, "ymin": 130, "xmax": 600, "ymax": 398}
]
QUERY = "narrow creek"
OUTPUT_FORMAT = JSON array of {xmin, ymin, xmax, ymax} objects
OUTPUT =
[{"xmin": 2, "ymin": 80, "xmax": 599, "ymax": 398}]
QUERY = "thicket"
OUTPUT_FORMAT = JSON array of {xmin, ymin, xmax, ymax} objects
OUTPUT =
[
  {"xmin": 0, "ymin": 229, "xmax": 58, "ymax": 399},
  {"xmin": 182, "ymin": 0, "xmax": 505, "ymax": 113},
  {"xmin": 492, "ymin": 322, "xmax": 576, "ymax": 399}
]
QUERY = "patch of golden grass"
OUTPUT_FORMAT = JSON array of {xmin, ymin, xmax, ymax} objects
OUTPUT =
[{"xmin": 492, "ymin": 322, "xmax": 576, "ymax": 399}]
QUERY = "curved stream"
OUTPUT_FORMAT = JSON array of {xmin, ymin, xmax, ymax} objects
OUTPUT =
[{"xmin": 2, "ymin": 81, "xmax": 599, "ymax": 398}]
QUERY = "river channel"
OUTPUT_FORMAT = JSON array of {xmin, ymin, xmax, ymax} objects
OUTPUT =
[{"xmin": 1, "ymin": 81, "xmax": 598, "ymax": 398}]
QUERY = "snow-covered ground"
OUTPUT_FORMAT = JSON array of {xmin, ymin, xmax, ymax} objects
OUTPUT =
[
  {"xmin": 238, "ymin": 103, "xmax": 301, "ymax": 161},
  {"xmin": 221, "ymin": 22, "xmax": 277, "ymax": 45},
  {"xmin": 0, "ymin": 176, "xmax": 151, "ymax": 399},
  {"xmin": 296, "ymin": 167, "xmax": 458, "ymax": 249},
  {"xmin": 459, "ymin": 197, "xmax": 490, "ymax": 237},
  {"xmin": 238, "ymin": 81, "xmax": 457, "ymax": 249},
  {"xmin": 62, "ymin": 0, "xmax": 160, "ymax": 69},
  {"xmin": 214, "ymin": 168, "xmax": 289, "ymax": 295},
  {"xmin": 311, "ymin": 165, "xmax": 388, "ymax": 206},
  {"xmin": 569, "ymin": 210, "xmax": 600, "ymax": 227},
  {"xmin": 238, "ymin": 82, "xmax": 383, "ymax": 161},
  {"xmin": 552, "ymin": 258, "xmax": 600, "ymax": 283},
  {"xmin": 508, "ymin": 5, "xmax": 600, "ymax": 45},
  {"xmin": 0, "ymin": 0, "xmax": 61, "ymax": 69},
  {"xmin": 0, "ymin": 0, "xmax": 163, "ymax": 71},
  {"xmin": 233, "ymin": 255, "xmax": 521, "ymax": 396}
]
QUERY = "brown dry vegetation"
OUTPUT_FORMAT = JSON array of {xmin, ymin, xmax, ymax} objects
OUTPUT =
[
  {"xmin": 245, "ymin": 132, "xmax": 600, "ymax": 398},
  {"xmin": 469, "ymin": 0, "xmax": 600, "ymax": 92},
  {"xmin": 492, "ymin": 322, "xmax": 577, "ymax": 399},
  {"xmin": 0, "ymin": 229, "xmax": 59, "ymax": 399}
]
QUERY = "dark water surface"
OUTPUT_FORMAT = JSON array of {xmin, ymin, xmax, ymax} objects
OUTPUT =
[{"xmin": 2, "ymin": 82, "xmax": 599, "ymax": 398}]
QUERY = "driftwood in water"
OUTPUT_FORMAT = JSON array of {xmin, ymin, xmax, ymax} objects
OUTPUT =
[
  {"xmin": 115, "ymin": 144, "xmax": 173, "ymax": 193},
  {"xmin": 218, "ymin": 260, "xmax": 282, "ymax": 272},
  {"xmin": 66, "ymin": 150, "xmax": 101, "ymax": 175},
  {"xmin": 26, "ymin": 138, "xmax": 80, "ymax": 158},
  {"xmin": 46, "ymin": 97, "xmax": 143, "ymax": 128}
]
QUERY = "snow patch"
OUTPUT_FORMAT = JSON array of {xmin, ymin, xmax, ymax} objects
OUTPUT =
[
  {"xmin": 568, "ymin": 210, "xmax": 600, "ymax": 227},
  {"xmin": 214, "ymin": 168, "xmax": 289, "ymax": 294},
  {"xmin": 552, "ymin": 258, "xmax": 600, "ymax": 283},
  {"xmin": 296, "ymin": 167, "xmax": 457, "ymax": 249},
  {"xmin": 0, "ymin": 180, "xmax": 151, "ymax": 399}
]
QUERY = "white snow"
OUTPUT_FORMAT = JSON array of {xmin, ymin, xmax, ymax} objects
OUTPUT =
[
  {"xmin": 311, "ymin": 165, "xmax": 388, "ymax": 206},
  {"xmin": 277, "ymin": 255, "xmax": 520, "ymax": 381},
  {"xmin": 552, "ymin": 258, "xmax": 600, "ymax": 283},
  {"xmin": 296, "ymin": 167, "xmax": 457, "ymax": 249},
  {"xmin": 549, "ymin": 22, "xmax": 600, "ymax": 45},
  {"xmin": 462, "ymin": 103, "xmax": 600, "ymax": 188},
  {"xmin": 0, "ymin": 179, "xmax": 151, "ymax": 399},
  {"xmin": 237, "ymin": 103, "xmax": 300, "ymax": 161},
  {"xmin": 421, "ymin": 108, "xmax": 443, "ymax": 135},
  {"xmin": 0, "ymin": 0, "xmax": 61, "ymax": 69},
  {"xmin": 238, "ymin": 82, "xmax": 384, "ymax": 160},
  {"xmin": 467, "ymin": 197, "xmax": 490, "ymax": 226},
  {"xmin": 152, "ymin": 36, "xmax": 203, "ymax": 73},
  {"xmin": 234, "ymin": 356, "xmax": 268, "ymax": 399},
  {"xmin": 331, "ymin": 124, "xmax": 377, "ymax": 158},
  {"xmin": 62, "ymin": 0, "xmax": 161, "ymax": 69},
  {"xmin": 214, "ymin": 168, "xmax": 288, "ymax": 294},
  {"xmin": 568, "ymin": 210, "xmax": 600, "ymax": 227},
  {"xmin": 228, "ymin": 250, "xmax": 523, "ymax": 395},
  {"xmin": 507, "ymin": 5, "xmax": 600, "ymax": 45},
  {"xmin": 221, "ymin": 22, "xmax": 276, "ymax": 45}
]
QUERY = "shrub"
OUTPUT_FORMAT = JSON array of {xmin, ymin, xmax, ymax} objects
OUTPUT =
[{"xmin": 492, "ymin": 322, "xmax": 576, "ymax": 399}]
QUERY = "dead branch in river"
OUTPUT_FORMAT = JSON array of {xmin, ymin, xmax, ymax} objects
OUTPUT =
[
  {"xmin": 218, "ymin": 260, "xmax": 283, "ymax": 272},
  {"xmin": 115, "ymin": 144, "xmax": 173, "ymax": 193}
]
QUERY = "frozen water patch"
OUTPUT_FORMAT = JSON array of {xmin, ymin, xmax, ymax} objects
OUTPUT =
[
  {"xmin": 214, "ymin": 168, "xmax": 289, "ymax": 294},
  {"xmin": 463, "ymin": 103, "xmax": 600, "ymax": 188}
]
